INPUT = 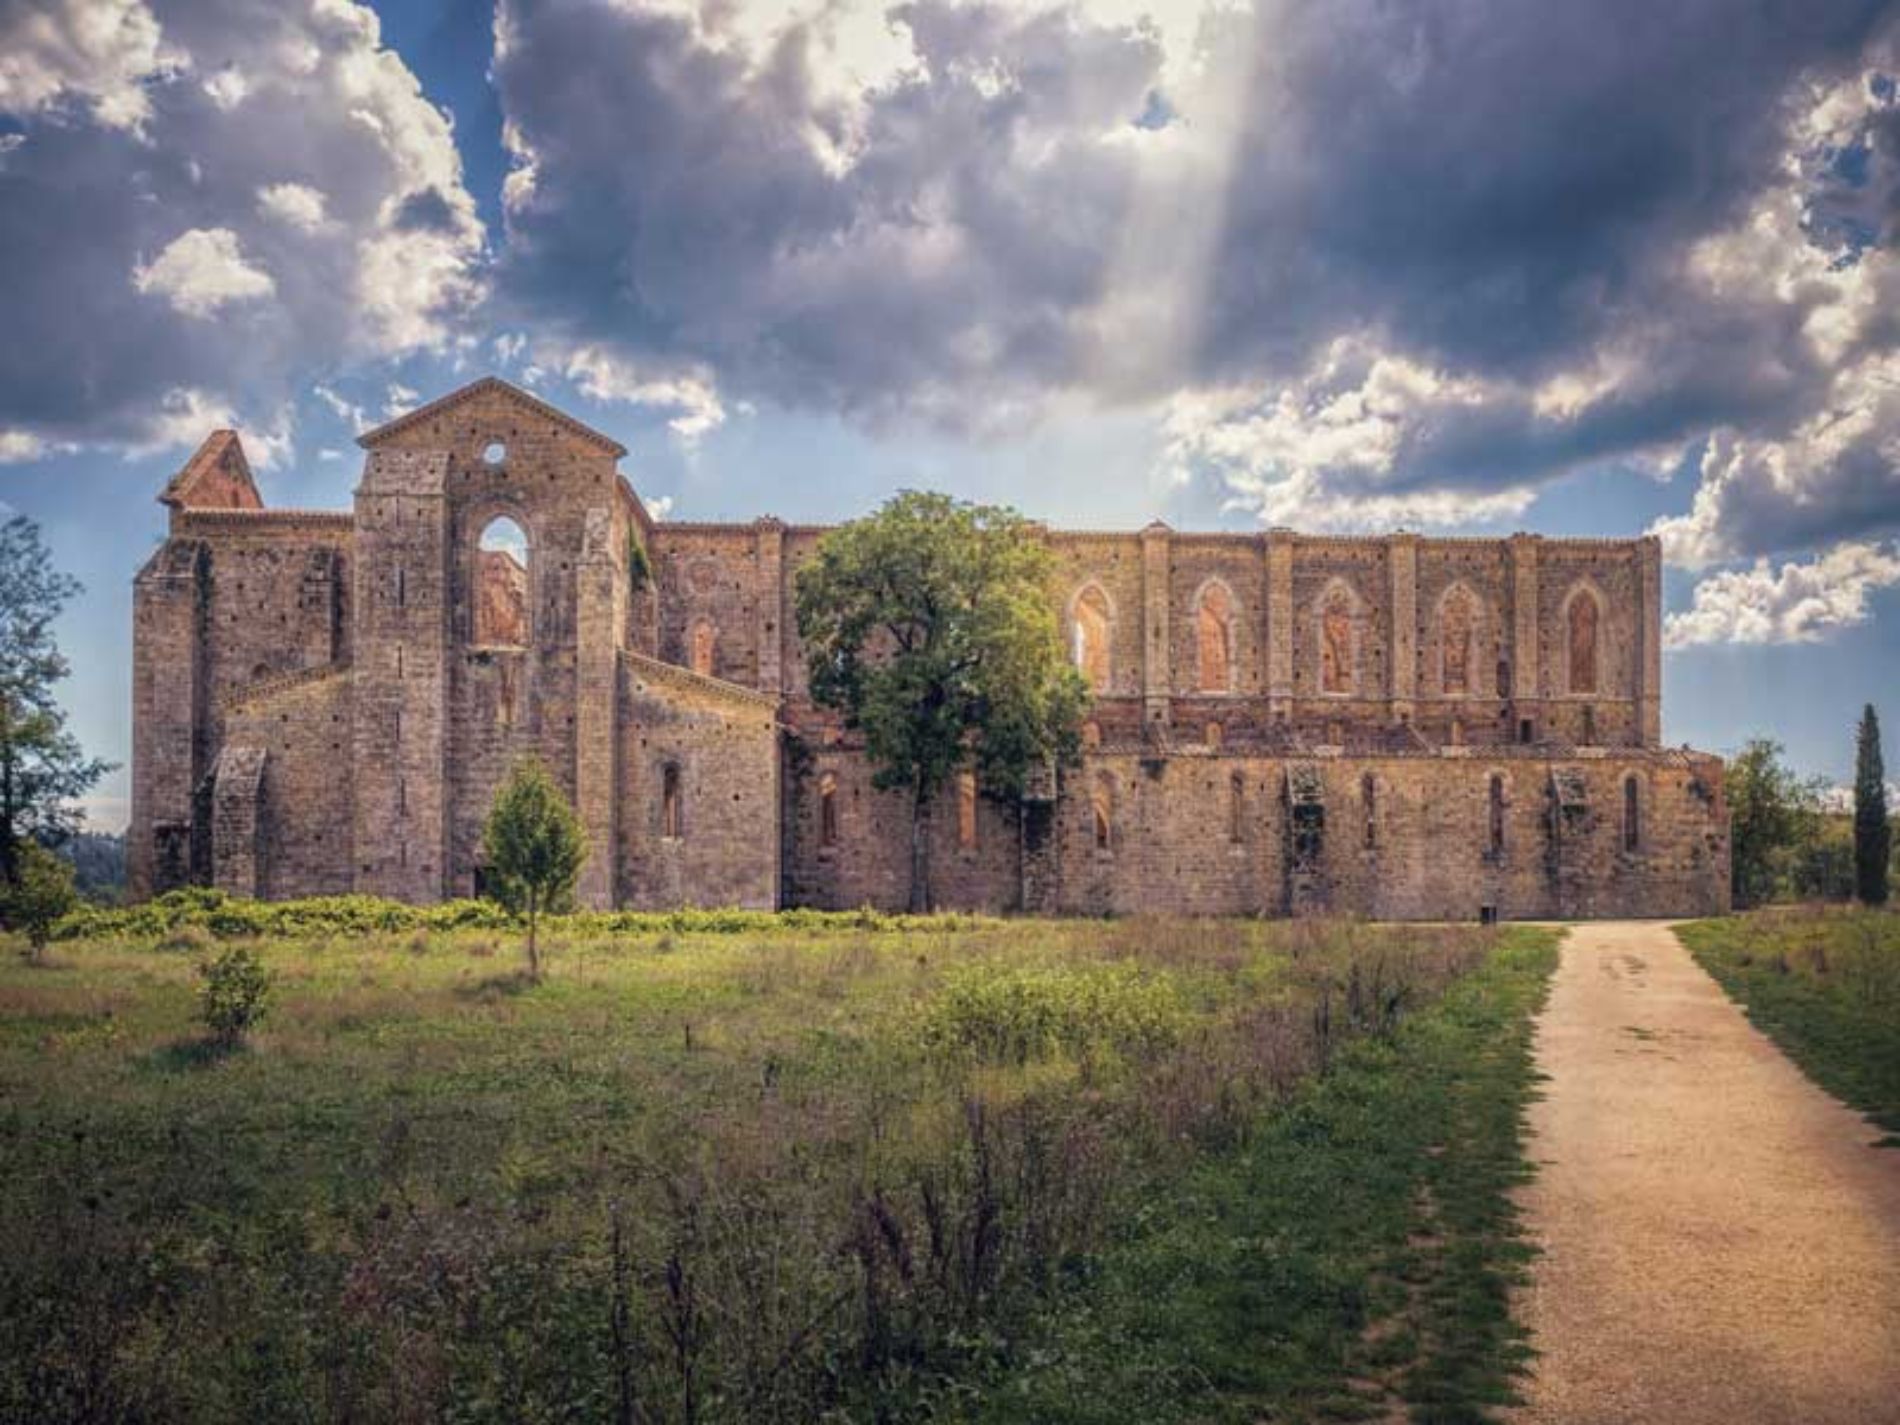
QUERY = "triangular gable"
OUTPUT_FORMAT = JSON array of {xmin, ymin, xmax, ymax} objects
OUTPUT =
[
  {"xmin": 159, "ymin": 430, "xmax": 263, "ymax": 510},
  {"xmin": 357, "ymin": 376, "xmax": 628, "ymax": 459}
]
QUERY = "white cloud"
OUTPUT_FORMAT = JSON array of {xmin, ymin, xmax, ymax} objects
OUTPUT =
[
  {"xmin": 382, "ymin": 382, "xmax": 418, "ymax": 419},
  {"xmin": 1160, "ymin": 339, "xmax": 1538, "ymax": 530},
  {"xmin": 563, "ymin": 345, "xmax": 727, "ymax": 445},
  {"xmin": 644, "ymin": 494, "xmax": 674, "ymax": 520},
  {"xmin": 1664, "ymin": 541, "xmax": 1900, "ymax": 648},
  {"xmin": 0, "ymin": 0, "xmax": 173, "ymax": 131},
  {"xmin": 0, "ymin": 429, "xmax": 48, "ymax": 463},
  {"xmin": 132, "ymin": 227, "xmax": 275, "ymax": 318},
  {"xmin": 126, "ymin": 387, "xmax": 293, "ymax": 470},
  {"xmin": 202, "ymin": 64, "xmax": 247, "ymax": 109},
  {"xmin": 313, "ymin": 382, "xmax": 368, "ymax": 433},
  {"xmin": 257, "ymin": 181, "xmax": 328, "ymax": 231},
  {"xmin": 0, "ymin": 0, "xmax": 484, "ymax": 460}
]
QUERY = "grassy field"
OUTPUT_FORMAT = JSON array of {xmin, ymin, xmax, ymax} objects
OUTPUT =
[
  {"xmin": 0, "ymin": 901, "xmax": 1556, "ymax": 1423},
  {"xmin": 1677, "ymin": 906, "xmax": 1900, "ymax": 1144}
]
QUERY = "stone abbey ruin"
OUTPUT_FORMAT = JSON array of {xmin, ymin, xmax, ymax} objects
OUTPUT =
[{"xmin": 130, "ymin": 377, "xmax": 1730, "ymax": 917}]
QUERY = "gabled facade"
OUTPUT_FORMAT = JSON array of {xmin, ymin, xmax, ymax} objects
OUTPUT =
[{"xmin": 130, "ymin": 377, "xmax": 1730, "ymax": 918}]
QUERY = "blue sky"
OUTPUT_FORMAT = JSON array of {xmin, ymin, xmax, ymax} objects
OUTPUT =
[{"xmin": 2, "ymin": 0, "xmax": 1898, "ymax": 829}]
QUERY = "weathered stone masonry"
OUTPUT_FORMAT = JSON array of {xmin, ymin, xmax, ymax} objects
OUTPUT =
[{"xmin": 130, "ymin": 377, "xmax": 1729, "ymax": 918}]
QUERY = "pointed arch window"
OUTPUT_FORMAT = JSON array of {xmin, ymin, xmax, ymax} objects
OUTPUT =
[
  {"xmin": 1091, "ymin": 775, "xmax": 1114, "ymax": 852},
  {"xmin": 475, "ymin": 516, "xmax": 529, "ymax": 647},
  {"xmin": 1196, "ymin": 582, "xmax": 1234, "ymax": 692},
  {"xmin": 1568, "ymin": 589, "xmax": 1600, "ymax": 695},
  {"xmin": 1440, "ymin": 586, "xmax": 1477, "ymax": 696},
  {"xmin": 689, "ymin": 619, "xmax": 717, "ymax": 678},
  {"xmin": 1073, "ymin": 585, "xmax": 1112, "ymax": 692},
  {"xmin": 1362, "ymin": 773, "xmax": 1378, "ymax": 850},
  {"xmin": 1318, "ymin": 585, "xmax": 1355, "ymax": 695},
  {"xmin": 1487, "ymin": 774, "xmax": 1506, "ymax": 856},
  {"xmin": 818, "ymin": 772, "xmax": 839, "ymax": 849},
  {"xmin": 1623, "ymin": 775, "xmax": 1641, "ymax": 853},
  {"xmin": 661, "ymin": 763, "xmax": 684, "ymax": 840},
  {"xmin": 1229, "ymin": 773, "xmax": 1245, "ymax": 845},
  {"xmin": 957, "ymin": 769, "xmax": 978, "ymax": 850}
]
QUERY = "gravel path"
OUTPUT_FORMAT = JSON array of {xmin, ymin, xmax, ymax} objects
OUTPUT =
[{"xmin": 1511, "ymin": 921, "xmax": 1900, "ymax": 1425}]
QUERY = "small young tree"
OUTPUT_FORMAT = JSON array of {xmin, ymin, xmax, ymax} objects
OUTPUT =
[
  {"xmin": 795, "ymin": 491, "xmax": 1089, "ymax": 911},
  {"xmin": 1725, "ymin": 738, "xmax": 1824, "ymax": 908},
  {"xmin": 481, "ymin": 759, "xmax": 586, "ymax": 981},
  {"xmin": 1854, "ymin": 704, "xmax": 1891, "ymax": 906},
  {"xmin": 198, "ymin": 946, "xmax": 272, "ymax": 1047},
  {"xmin": 0, "ymin": 516, "xmax": 112, "ymax": 888},
  {"xmin": 4, "ymin": 840, "xmax": 76, "ymax": 962}
]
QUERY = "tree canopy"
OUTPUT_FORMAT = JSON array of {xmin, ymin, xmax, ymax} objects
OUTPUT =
[
  {"xmin": 481, "ymin": 759, "xmax": 587, "ymax": 981},
  {"xmin": 1725, "ymin": 738, "xmax": 1825, "ymax": 909},
  {"xmin": 0, "ymin": 515, "xmax": 111, "ymax": 888},
  {"xmin": 794, "ymin": 491, "xmax": 1089, "ymax": 910}
]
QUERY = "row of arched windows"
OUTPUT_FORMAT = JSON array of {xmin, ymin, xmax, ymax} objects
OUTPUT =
[
  {"xmin": 1065, "ymin": 578, "xmax": 1608, "ymax": 698},
  {"xmin": 815, "ymin": 769, "xmax": 981, "ymax": 851}
]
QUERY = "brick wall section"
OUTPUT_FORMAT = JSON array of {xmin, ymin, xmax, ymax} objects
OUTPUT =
[{"xmin": 128, "ymin": 376, "xmax": 1728, "ymax": 919}]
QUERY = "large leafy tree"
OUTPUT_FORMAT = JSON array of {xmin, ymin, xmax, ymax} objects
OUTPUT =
[
  {"xmin": 1854, "ymin": 704, "xmax": 1890, "ymax": 907},
  {"xmin": 1725, "ymin": 738, "xmax": 1824, "ymax": 909},
  {"xmin": 0, "ymin": 516, "xmax": 111, "ymax": 889},
  {"xmin": 795, "ymin": 491, "xmax": 1089, "ymax": 911},
  {"xmin": 481, "ymin": 759, "xmax": 587, "ymax": 982}
]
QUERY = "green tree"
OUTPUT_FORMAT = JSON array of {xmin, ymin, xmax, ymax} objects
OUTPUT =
[
  {"xmin": 4, "ymin": 840, "xmax": 76, "ymax": 962},
  {"xmin": 795, "ymin": 491, "xmax": 1089, "ymax": 911},
  {"xmin": 1725, "ymin": 738, "xmax": 1824, "ymax": 908},
  {"xmin": 1854, "ymin": 704, "xmax": 1891, "ymax": 906},
  {"xmin": 481, "ymin": 759, "xmax": 586, "ymax": 981},
  {"xmin": 0, "ymin": 516, "xmax": 112, "ymax": 888}
]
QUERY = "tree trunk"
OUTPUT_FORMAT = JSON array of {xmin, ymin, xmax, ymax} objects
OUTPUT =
[
  {"xmin": 909, "ymin": 779, "xmax": 933, "ymax": 914},
  {"xmin": 527, "ymin": 889, "xmax": 541, "ymax": 982}
]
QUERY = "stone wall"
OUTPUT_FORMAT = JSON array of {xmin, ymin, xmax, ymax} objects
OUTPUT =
[{"xmin": 130, "ymin": 376, "xmax": 1723, "ymax": 920}]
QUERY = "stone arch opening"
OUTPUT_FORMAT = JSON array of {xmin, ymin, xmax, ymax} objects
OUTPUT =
[
  {"xmin": 474, "ymin": 515, "xmax": 529, "ymax": 647},
  {"xmin": 1623, "ymin": 774, "xmax": 1641, "ymax": 853},
  {"xmin": 661, "ymin": 762, "xmax": 683, "ymax": 840},
  {"xmin": 818, "ymin": 771, "xmax": 839, "ymax": 848},
  {"xmin": 1195, "ymin": 580, "xmax": 1235, "ymax": 693},
  {"xmin": 1314, "ymin": 579, "xmax": 1360, "ymax": 696},
  {"xmin": 1072, "ymin": 583, "xmax": 1113, "ymax": 692},
  {"xmin": 689, "ymin": 618, "xmax": 717, "ymax": 678},
  {"xmin": 1091, "ymin": 773, "xmax": 1115, "ymax": 852},
  {"xmin": 1565, "ymin": 583, "xmax": 1602, "ymax": 695},
  {"xmin": 1488, "ymin": 773, "xmax": 1507, "ymax": 856},
  {"xmin": 957, "ymin": 769, "xmax": 978, "ymax": 850},
  {"xmin": 1436, "ymin": 582, "xmax": 1481, "ymax": 697}
]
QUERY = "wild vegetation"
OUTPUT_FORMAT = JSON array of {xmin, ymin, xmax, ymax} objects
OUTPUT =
[
  {"xmin": 1678, "ymin": 907, "xmax": 1900, "ymax": 1144},
  {"xmin": 0, "ymin": 910, "xmax": 1552, "ymax": 1422}
]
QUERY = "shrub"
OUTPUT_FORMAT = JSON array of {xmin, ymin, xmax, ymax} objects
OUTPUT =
[
  {"xmin": 919, "ymin": 961, "xmax": 1186, "ymax": 1065},
  {"xmin": 4, "ymin": 841, "xmax": 77, "ymax": 962},
  {"xmin": 198, "ymin": 946, "xmax": 273, "ymax": 1046}
]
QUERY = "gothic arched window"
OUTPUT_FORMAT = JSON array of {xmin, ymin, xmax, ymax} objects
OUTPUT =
[
  {"xmin": 818, "ymin": 772, "xmax": 839, "ymax": 849},
  {"xmin": 474, "ymin": 516, "xmax": 529, "ymax": 647},
  {"xmin": 1440, "ymin": 586, "xmax": 1477, "ymax": 696},
  {"xmin": 1073, "ymin": 585, "xmax": 1112, "ymax": 692},
  {"xmin": 689, "ymin": 620, "xmax": 716, "ymax": 678},
  {"xmin": 1568, "ymin": 589, "xmax": 1600, "ymax": 695},
  {"xmin": 1196, "ymin": 582, "xmax": 1234, "ymax": 692},
  {"xmin": 1091, "ymin": 775, "xmax": 1114, "ymax": 852},
  {"xmin": 957, "ymin": 769, "xmax": 978, "ymax": 850},
  {"xmin": 1488, "ymin": 774, "xmax": 1506, "ymax": 856},
  {"xmin": 1318, "ymin": 585, "xmax": 1355, "ymax": 695},
  {"xmin": 661, "ymin": 763, "xmax": 683, "ymax": 840},
  {"xmin": 1623, "ymin": 775, "xmax": 1641, "ymax": 853}
]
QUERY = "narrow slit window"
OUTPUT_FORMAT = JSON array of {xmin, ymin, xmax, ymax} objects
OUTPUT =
[
  {"xmin": 957, "ymin": 770, "xmax": 978, "ymax": 850},
  {"xmin": 662, "ymin": 764, "xmax": 683, "ymax": 839},
  {"xmin": 1488, "ymin": 775, "xmax": 1506, "ymax": 856},
  {"xmin": 818, "ymin": 772, "xmax": 839, "ymax": 849},
  {"xmin": 1623, "ymin": 776, "xmax": 1640, "ymax": 853}
]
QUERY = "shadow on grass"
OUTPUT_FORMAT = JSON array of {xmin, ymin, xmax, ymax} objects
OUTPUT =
[
  {"xmin": 454, "ymin": 970, "xmax": 539, "ymax": 1002},
  {"xmin": 145, "ymin": 1036, "xmax": 247, "ymax": 1072}
]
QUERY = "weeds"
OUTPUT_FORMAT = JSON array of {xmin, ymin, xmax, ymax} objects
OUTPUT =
[{"xmin": 0, "ymin": 911, "xmax": 1536, "ymax": 1422}]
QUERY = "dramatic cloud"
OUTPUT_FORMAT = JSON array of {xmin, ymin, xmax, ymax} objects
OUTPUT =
[
  {"xmin": 486, "ymin": 0, "xmax": 1900, "ymax": 560},
  {"xmin": 132, "ymin": 226, "xmax": 276, "ymax": 316},
  {"xmin": 1664, "ymin": 541, "xmax": 1900, "ymax": 647},
  {"xmin": 0, "ymin": 0, "xmax": 483, "ymax": 458}
]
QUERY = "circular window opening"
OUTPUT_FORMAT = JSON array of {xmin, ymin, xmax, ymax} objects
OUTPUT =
[{"xmin": 482, "ymin": 441, "xmax": 506, "ymax": 466}]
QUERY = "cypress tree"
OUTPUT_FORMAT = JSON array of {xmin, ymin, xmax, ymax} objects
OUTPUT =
[{"xmin": 1854, "ymin": 704, "xmax": 1891, "ymax": 906}]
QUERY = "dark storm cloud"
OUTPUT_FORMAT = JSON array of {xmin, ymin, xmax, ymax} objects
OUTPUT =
[{"xmin": 0, "ymin": 0, "xmax": 482, "ymax": 454}]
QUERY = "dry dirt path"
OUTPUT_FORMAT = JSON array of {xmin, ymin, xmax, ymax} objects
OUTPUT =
[{"xmin": 1511, "ymin": 920, "xmax": 1900, "ymax": 1425}]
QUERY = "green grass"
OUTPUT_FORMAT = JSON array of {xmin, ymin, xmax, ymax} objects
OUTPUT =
[
  {"xmin": 1677, "ymin": 906, "xmax": 1900, "ymax": 1143},
  {"xmin": 953, "ymin": 927, "xmax": 1557, "ymax": 1424},
  {"xmin": 0, "ymin": 911, "xmax": 1556, "ymax": 1423}
]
